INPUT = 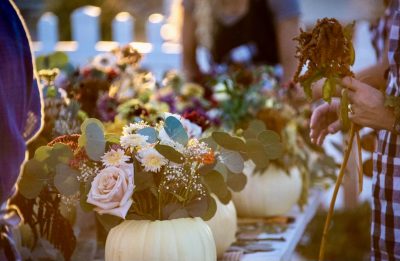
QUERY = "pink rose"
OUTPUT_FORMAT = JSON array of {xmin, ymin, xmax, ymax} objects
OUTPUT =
[{"xmin": 87, "ymin": 164, "xmax": 134, "ymax": 219}]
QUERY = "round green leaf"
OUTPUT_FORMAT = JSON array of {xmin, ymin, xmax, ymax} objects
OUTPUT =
[
  {"xmin": 84, "ymin": 122, "xmax": 106, "ymax": 161},
  {"xmin": 220, "ymin": 149, "xmax": 244, "ymax": 174},
  {"xmin": 202, "ymin": 195, "xmax": 217, "ymax": 221},
  {"xmin": 246, "ymin": 139, "xmax": 269, "ymax": 168},
  {"xmin": 164, "ymin": 116, "xmax": 188, "ymax": 145},
  {"xmin": 212, "ymin": 132, "xmax": 246, "ymax": 151},
  {"xmin": 54, "ymin": 164, "xmax": 80, "ymax": 196},
  {"xmin": 155, "ymin": 144, "xmax": 184, "ymax": 164},
  {"xmin": 227, "ymin": 172, "xmax": 247, "ymax": 192},
  {"xmin": 137, "ymin": 127, "xmax": 158, "ymax": 143}
]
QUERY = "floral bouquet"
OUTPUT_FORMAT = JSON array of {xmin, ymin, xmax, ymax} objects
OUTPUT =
[
  {"xmin": 157, "ymin": 71, "xmax": 220, "ymax": 131},
  {"xmin": 207, "ymin": 64, "xmax": 278, "ymax": 130},
  {"xmin": 14, "ymin": 112, "xmax": 283, "ymax": 260}
]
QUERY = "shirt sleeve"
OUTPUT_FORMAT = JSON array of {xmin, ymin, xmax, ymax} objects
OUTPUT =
[{"xmin": 267, "ymin": 0, "xmax": 301, "ymax": 21}]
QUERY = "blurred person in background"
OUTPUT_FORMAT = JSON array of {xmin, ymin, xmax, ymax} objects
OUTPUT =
[
  {"xmin": 180, "ymin": 0, "xmax": 301, "ymax": 84},
  {"xmin": 0, "ymin": 1, "xmax": 43, "ymax": 260}
]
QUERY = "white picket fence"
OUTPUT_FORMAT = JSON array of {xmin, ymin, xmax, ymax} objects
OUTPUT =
[{"xmin": 32, "ymin": 5, "xmax": 182, "ymax": 79}]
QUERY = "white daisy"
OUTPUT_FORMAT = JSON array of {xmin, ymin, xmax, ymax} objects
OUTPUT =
[
  {"xmin": 122, "ymin": 122, "xmax": 150, "ymax": 136},
  {"xmin": 101, "ymin": 149, "xmax": 129, "ymax": 167},
  {"xmin": 137, "ymin": 148, "xmax": 168, "ymax": 172},
  {"xmin": 120, "ymin": 133, "xmax": 149, "ymax": 149}
]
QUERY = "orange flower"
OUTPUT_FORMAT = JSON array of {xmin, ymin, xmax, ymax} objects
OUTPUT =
[{"xmin": 202, "ymin": 150, "xmax": 215, "ymax": 165}]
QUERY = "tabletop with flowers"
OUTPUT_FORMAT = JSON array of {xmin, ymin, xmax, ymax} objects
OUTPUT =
[{"xmin": 11, "ymin": 46, "xmax": 337, "ymax": 261}]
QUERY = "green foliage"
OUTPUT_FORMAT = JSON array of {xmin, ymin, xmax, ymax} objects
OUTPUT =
[
  {"xmin": 154, "ymin": 144, "xmax": 185, "ymax": 164},
  {"xmin": 79, "ymin": 118, "xmax": 106, "ymax": 161},
  {"xmin": 212, "ymin": 132, "xmax": 246, "ymax": 151},
  {"xmin": 54, "ymin": 164, "xmax": 80, "ymax": 196},
  {"xmin": 164, "ymin": 116, "xmax": 189, "ymax": 145},
  {"xmin": 19, "ymin": 143, "xmax": 74, "ymax": 199},
  {"xmin": 202, "ymin": 170, "xmax": 231, "ymax": 203},
  {"xmin": 137, "ymin": 127, "xmax": 158, "ymax": 143},
  {"xmin": 219, "ymin": 149, "xmax": 244, "ymax": 174}
]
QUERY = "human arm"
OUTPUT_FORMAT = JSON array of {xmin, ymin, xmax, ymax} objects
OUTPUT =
[
  {"xmin": 267, "ymin": 0, "xmax": 301, "ymax": 83},
  {"xmin": 181, "ymin": 2, "xmax": 202, "ymax": 81}
]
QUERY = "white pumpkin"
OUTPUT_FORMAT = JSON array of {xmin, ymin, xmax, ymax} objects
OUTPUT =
[
  {"xmin": 105, "ymin": 217, "xmax": 216, "ymax": 261},
  {"xmin": 206, "ymin": 195, "xmax": 237, "ymax": 257},
  {"xmin": 232, "ymin": 161, "xmax": 302, "ymax": 217}
]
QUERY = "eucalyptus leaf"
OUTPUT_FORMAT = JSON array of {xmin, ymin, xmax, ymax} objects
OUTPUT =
[
  {"xmin": 202, "ymin": 195, "xmax": 217, "ymax": 221},
  {"xmin": 227, "ymin": 172, "xmax": 247, "ymax": 192},
  {"xmin": 257, "ymin": 130, "xmax": 281, "ymax": 144},
  {"xmin": 137, "ymin": 127, "xmax": 158, "ymax": 143},
  {"xmin": 84, "ymin": 122, "xmax": 106, "ymax": 161},
  {"xmin": 162, "ymin": 203, "xmax": 183, "ymax": 220},
  {"xmin": 164, "ymin": 116, "xmax": 188, "ymax": 145},
  {"xmin": 212, "ymin": 132, "xmax": 246, "ymax": 151},
  {"xmin": 54, "ymin": 164, "xmax": 80, "ymax": 196},
  {"xmin": 202, "ymin": 170, "xmax": 230, "ymax": 201},
  {"xmin": 243, "ymin": 120, "xmax": 266, "ymax": 139},
  {"xmin": 155, "ymin": 144, "xmax": 184, "ymax": 164},
  {"xmin": 246, "ymin": 139, "xmax": 269, "ymax": 168},
  {"xmin": 18, "ymin": 160, "xmax": 47, "ymax": 199},
  {"xmin": 168, "ymin": 208, "xmax": 190, "ymax": 219},
  {"xmin": 186, "ymin": 197, "xmax": 208, "ymax": 217},
  {"xmin": 34, "ymin": 146, "xmax": 52, "ymax": 162},
  {"xmin": 200, "ymin": 137, "xmax": 217, "ymax": 150},
  {"xmin": 218, "ymin": 190, "xmax": 232, "ymax": 204},
  {"xmin": 220, "ymin": 149, "xmax": 244, "ymax": 174}
]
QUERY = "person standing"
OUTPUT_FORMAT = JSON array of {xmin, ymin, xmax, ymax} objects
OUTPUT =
[
  {"xmin": 309, "ymin": 0, "xmax": 400, "ymax": 259},
  {"xmin": 0, "ymin": 1, "xmax": 43, "ymax": 260},
  {"xmin": 181, "ymin": 0, "xmax": 301, "ymax": 83}
]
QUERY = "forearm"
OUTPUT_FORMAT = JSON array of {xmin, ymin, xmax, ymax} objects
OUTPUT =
[
  {"xmin": 181, "ymin": 10, "xmax": 201, "ymax": 81},
  {"xmin": 276, "ymin": 17, "xmax": 300, "ymax": 83}
]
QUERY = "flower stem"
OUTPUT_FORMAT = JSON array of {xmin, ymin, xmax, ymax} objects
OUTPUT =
[{"xmin": 319, "ymin": 123, "xmax": 356, "ymax": 261}]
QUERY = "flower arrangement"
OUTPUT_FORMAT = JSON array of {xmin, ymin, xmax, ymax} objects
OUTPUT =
[
  {"xmin": 15, "ymin": 112, "xmax": 283, "ymax": 260},
  {"xmin": 207, "ymin": 64, "xmax": 278, "ymax": 129}
]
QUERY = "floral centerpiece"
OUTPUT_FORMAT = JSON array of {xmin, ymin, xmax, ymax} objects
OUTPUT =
[{"xmin": 14, "ymin": 112, "xmax": 282, "ymax": 260}]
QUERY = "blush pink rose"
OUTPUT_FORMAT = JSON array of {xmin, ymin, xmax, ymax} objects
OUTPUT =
[{"xmin": 87, "ymin": 164, "xmax": 134, "ymax": 219}]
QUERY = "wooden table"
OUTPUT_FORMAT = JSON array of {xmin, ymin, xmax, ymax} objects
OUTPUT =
[{"xmin": 226, "ymin": 189, "xmax": 322, "ymax": 261}]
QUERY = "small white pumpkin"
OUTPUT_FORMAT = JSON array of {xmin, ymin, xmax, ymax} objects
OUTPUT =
[
  {"xmin": 206, "ymin": 195, "xmax": 237, "ymax": 257},
  {"xmin": 233, "ymin": 161, "xmax": 302, "ymax": 217},
  {"xmin": 105, "ymin": 217, "xmax": 216, "ymax": 261}
]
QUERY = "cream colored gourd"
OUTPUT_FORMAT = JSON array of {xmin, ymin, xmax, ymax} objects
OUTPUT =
[
  {"xmin": 105, "ymin": 217, "xmax": 216, "ymax": 261},
  {"xmin": 206, "ymin": 195, "xmax": 237, "ymax": 257},
  {"xmin": 233, "ymin": 161, "xmax": 302, "ymax": 217}
]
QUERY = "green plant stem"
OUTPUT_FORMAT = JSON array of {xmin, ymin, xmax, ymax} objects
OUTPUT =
[
  {"xmin": 319, "ymin": 123, "xmax": 356, "ymax": 261},
  {"xmin": 158, "ymin": 189, "xmax": 162, "ymax": 220}
]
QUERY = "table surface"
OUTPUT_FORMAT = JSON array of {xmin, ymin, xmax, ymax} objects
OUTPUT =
[{"xmin": 228, "ymin": 189, "xmax": 323, "ymax": 261}]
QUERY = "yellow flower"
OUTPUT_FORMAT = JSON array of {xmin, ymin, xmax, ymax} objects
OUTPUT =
[
  {"xmin": 137, "ymin": 148, "xmax": 168, "ymax": 172},
  {"xmin": 101, "ymin": 149, "xmax": 130, "ymax": 167}
]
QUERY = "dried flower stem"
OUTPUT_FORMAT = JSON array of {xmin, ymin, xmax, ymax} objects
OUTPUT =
[{"xmin": 319, "ymin": 123, "xmax": 356, "ymax": 261}]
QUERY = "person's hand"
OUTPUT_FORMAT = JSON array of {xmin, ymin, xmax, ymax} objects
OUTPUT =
[
  {"xmin": 310, "ymin": 99, "xmax": 341, "ymax": 145},
  {"xmin": 341, "ymin": 77, "xmax": 395, "ymax": 131}
]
